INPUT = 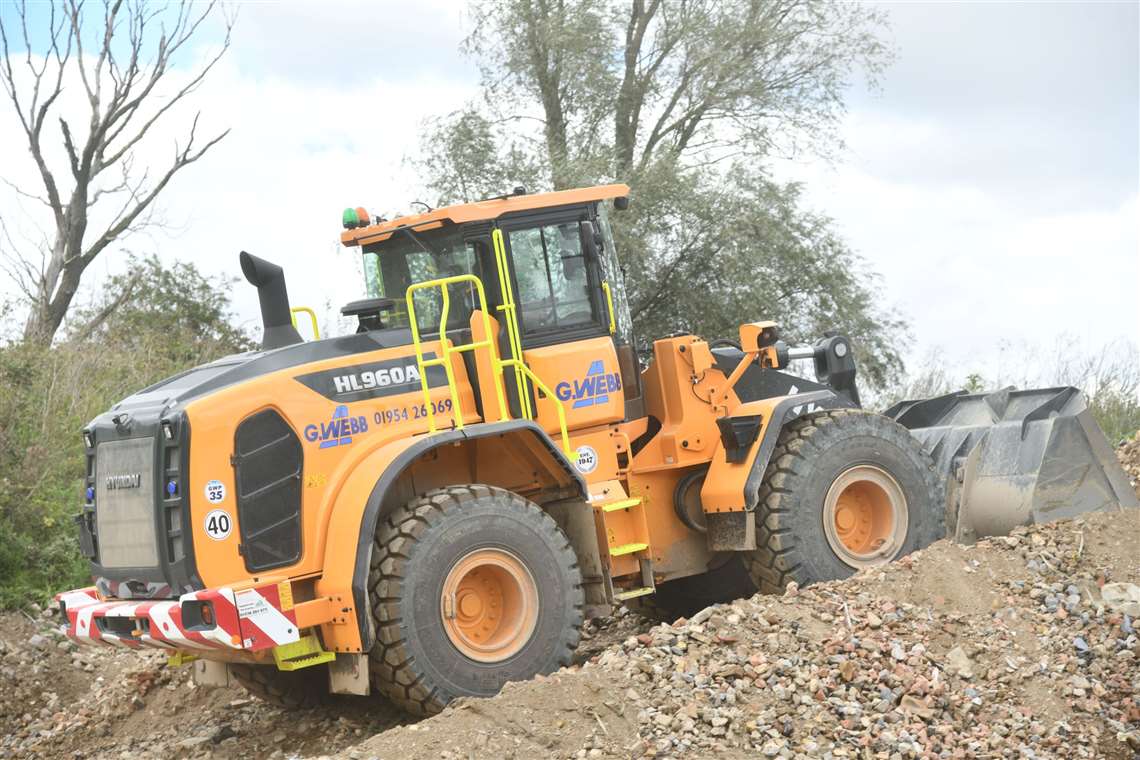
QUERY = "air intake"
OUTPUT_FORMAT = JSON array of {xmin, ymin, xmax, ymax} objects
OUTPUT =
[{"xmin": 239, "ymin": 251, "xmax": 303, "ymax": 351}]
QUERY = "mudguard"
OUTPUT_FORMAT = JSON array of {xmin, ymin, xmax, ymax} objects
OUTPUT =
[
  {"xmin": 700, "ymin": 390, "xmax": 856, "ymax": 549},
  {"xmin": 314, "ymin": 420, "xmax": 585, "ymax": 652}
]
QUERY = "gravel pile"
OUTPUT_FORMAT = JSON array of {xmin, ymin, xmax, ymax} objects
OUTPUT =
[
  {"xmin": 0, "ymin": 442, "xmax": 1135, "ymax": 760},
  {"xmin": 0, "ymin": 606, "xmax": 405, "ymax": 759},
  {"xmin": 0, "ymin": 591, "xmax": 642, "ymax": 759},
  {"xmin": 350, "ymin": 507, "xmax": 1138, "ymax": 760},
  {"xmin": 590, "ymin": 512, "xmax": 1138, "ymax": 759},
  {"xmin": 1117, "ymin": 430, "xmax": 1140, "ymax": 499}
]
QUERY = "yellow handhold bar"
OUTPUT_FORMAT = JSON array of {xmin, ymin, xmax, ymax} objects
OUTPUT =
[
  {"xmin": 406, "ymin": 274, "xmax": 509, "ymax": 433},
  {"xmin": 290, "ymin": 306, "xmax": 320, "ymax": 340},
  {"xmin": 491, "ymin": 229, "xmax": 534, "ymax": 420},
  {"xmin": 404, "ymin": 268, "xmax": 576, "ymax": 460},
  {"xmin": 601, "ymin": 281, "xmax": 616, "ymax": 335}
]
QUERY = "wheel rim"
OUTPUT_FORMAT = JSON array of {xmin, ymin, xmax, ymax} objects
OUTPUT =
[
  {"xmin": 823, "ymin": 465, "xmax": 908, "ymax": 569},
  {"xmin": 440, "ymin": 548, "xmax": 539, "ymax": 663}
]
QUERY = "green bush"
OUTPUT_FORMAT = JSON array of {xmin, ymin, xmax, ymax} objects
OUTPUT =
[{"xmin": 0, "ymin": 256, "xmax": 252, "ymax": 609}]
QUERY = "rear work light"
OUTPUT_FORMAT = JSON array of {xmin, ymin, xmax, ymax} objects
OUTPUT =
[{"xmin": 181, "ymin": 600, "xmax": 216, "ymax": 630}]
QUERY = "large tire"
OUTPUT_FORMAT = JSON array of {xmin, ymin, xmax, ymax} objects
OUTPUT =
[
  {"xmin": 228, "ymin": 663, "xmax": 330, "ymax": 709},
  {"xmin": 369, "ymin": 485, "xmax": 583, "ymax": 716},
  {"xmin": 626, "ymin": 555, "xmax": 757, "ymax": 622},
  {"xmin": 746, "ymin": 409, "xmax": 944, "ymax": 594}
]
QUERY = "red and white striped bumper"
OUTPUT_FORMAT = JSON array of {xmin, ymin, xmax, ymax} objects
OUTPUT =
[{"xmin": 56, "ymin": 583, "xmax": 301, "ymax": 652}]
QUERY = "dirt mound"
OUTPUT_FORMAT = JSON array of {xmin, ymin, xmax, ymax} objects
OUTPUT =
[
  {"xmin": 352, "ymin": 508, "xmax": 1139, "ymax": 760},
  {"xmin": 0, "ymin": 599, "xmax": 642, "ymax": 759},
  {"xmin": 2, "ymin": 509, "xmax": 1136, "ymax": 759}
]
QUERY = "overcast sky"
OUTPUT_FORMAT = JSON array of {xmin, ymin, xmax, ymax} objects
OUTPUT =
[{"xmin": 1, "ymin": 0, "xmax": 1136, "ymax": 385}]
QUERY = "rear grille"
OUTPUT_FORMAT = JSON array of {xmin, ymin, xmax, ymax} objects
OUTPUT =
[
  {"xmin": 234, "ymin": 409, "xmax": 303, "ymax": 571},
  {"xmin": 94, "ymin": 437, "xmax": 158, "ymax": 568}
]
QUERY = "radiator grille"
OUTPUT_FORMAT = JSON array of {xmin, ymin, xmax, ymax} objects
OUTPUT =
[
  {"xmin": 94, "ymin": 437, "xmax": 158, "ymax": 568},
  {"xmin": 234, "ymin": 409, "xmax": 303, "ymax": 571}
]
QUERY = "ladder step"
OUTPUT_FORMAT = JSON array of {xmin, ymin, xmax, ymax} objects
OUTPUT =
[
  {"xmin": 615, "ymin": 587, "xmax": 655, "ymax": 601},
  {"xmin": 601, "ymin": 497, "xmax": 642, "ymax": 513},
  {"xmin": 273, "ymin": 634, "xmax": 335, "ymax": 672},
  {"xmin": 610, "ymin": 542, "xmax": 648, "ymax": 557}
]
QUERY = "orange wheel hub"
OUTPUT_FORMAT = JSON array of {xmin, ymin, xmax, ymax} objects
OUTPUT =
[
  {"xmin": 440, "ymin": 548, "xmax": 539, "ymax": 663},
  {"xmin": 823, "ymin": 465, "xmax": 908, "ymax": 568}
]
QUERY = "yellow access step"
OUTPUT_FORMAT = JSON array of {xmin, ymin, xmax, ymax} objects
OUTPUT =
[
  {"xmin": 273, "ymin": 634, "xmax": 335, "ymax": 671},
  {"xmin": 602, "ymin": 497, "xmax": 642, "ymax": 513},
  {"xmin": 615, "ymin": 586, "xmax": 655, "ymax": 601},
  {"xmin": 610, "ymin": 542, "xmax": 648, "ymax": 557}
]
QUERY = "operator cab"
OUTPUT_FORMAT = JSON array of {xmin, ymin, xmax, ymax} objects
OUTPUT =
[{"xmin": 340, "ymin": 185, "xmax": 645, "ymax": 426}]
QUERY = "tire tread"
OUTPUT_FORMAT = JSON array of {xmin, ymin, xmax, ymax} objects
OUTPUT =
[
  {"xmin": 368, "ymin": 484, "xmax": 583, "ymax": 716},
  {"xmin": 745, "ymin": 409, "xmax": 944, "ymax": 594}
]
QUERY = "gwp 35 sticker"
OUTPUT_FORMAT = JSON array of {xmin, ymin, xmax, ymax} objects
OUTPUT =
[{"xmin": 204, "ymin": 479, "xmax": 226, "ymax": 504}]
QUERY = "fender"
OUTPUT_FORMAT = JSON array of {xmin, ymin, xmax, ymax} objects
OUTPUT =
[
  {"xmin": 701, "ymin": 390, "xmax": 853, "ymax": 514},
  {"xmin": 314, "ymin": 419, "xmax": 585, "ymax": 652}
]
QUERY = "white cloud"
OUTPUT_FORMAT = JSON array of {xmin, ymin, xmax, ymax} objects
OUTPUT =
[
  {"xmin": 1, "ymin": 1, "xmax": 1135, "ymax": 388},
  {"xmin": 773, "ymin": 110, "xmax": 1138, "ymax": 379}
]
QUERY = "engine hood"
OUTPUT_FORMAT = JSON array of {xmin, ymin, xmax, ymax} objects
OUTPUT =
[{"xmin": 107, "ymin": 328, "xmax": 415, "ymax": 418}]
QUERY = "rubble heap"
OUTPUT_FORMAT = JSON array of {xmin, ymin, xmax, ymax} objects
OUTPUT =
[{"xmin": 0, "ymin": 447, "xmax": 1136, "ymax": 759}]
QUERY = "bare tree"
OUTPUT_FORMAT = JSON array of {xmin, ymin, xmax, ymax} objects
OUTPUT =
[{"xmin": 0, "ymin": 0, "xmax": 232, "ymax": 345}]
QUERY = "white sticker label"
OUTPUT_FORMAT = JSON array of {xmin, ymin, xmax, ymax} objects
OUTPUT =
[
  {"xmin": 236, "ymin": 589, "xmax": 271, "ymax": 620},
  {"xmin": 574, "ymin": 445, "xmax": 598, "ymax": 474},
  {"xmin": 204, "ymin": 479, "xmax": 226, "ymax": 504},
  {"xmin": 203, "ymin": 509, "xmax": 233, "ymax": 541}
]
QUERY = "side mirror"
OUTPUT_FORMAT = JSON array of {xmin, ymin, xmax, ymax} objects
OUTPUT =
[{"xmin": 614, "ymin": 196, "xmax": 630, "ymax": 211}]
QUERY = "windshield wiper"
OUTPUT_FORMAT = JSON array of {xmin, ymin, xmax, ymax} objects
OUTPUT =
[{"xmin": 397, "ymin": 226, "xmax": 436, "ymax": 257}]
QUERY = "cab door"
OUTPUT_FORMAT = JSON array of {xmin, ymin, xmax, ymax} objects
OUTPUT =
[{"xmin": 498, "ymin": 208, "xmax": 625, "ymax": 433}]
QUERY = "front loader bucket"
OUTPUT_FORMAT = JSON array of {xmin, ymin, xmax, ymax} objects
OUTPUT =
[{"xmin": 884, "ymin": 386, "xmax": 1137, "ymax": 543}]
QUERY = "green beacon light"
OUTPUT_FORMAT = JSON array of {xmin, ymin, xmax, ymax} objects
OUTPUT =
[{"xmin": 342, "ymin": 207, "xmax": 359, "ymax": 230}]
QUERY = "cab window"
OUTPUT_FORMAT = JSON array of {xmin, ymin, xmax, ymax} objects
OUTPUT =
[
  {"xmin": 508, "ymin": 222, "xmax": 596, "ymax": 332},
  {"xmin": 361, "ymin": 227, "xmax": 483, "ymax": 334}
]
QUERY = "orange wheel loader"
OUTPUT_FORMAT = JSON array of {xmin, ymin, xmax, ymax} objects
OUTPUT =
[{"xmin": 55, "ymin": 184, "xmax": 1137, "ymax": 715}]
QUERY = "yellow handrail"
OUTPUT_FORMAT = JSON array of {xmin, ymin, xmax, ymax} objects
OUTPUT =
[
  {"xmin": 491, "ymin": 229, "xmax": 533, "ymax": 420},
  {"xmin": 501, "ymin": 358, "xmax": 573, "ymax": 457},
  {"xmin": 290, "ymin": 306, "xmax": 321, "ymax": 340},
  {"xmin": 406, "ymin": 275, "xmax": 508, "ymax": 433},
  {"xmin": 404, "ymin": 267, "xmax": 576, "ymax": 460},
  {"xmin": 601, "ymin": 281, "xmax": 616, "ymax": 334}
]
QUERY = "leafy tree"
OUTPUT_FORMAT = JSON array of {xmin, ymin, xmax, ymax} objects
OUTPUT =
[
  {"xmin": 415, "ymin": 0, "xmax": 907, "ymax": 386},
  {"xmin": 0, "ymin": 256, "xmax": 250, "ymax": 608},
  {"xmin": 66, "ymin": 254, "xmax": 255, "ymax": 361}
]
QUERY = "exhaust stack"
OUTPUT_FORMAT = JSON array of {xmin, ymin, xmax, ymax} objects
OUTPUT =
[{"xmin": 239, "ymin": 251, "xmax": 303, "ymax": 351}]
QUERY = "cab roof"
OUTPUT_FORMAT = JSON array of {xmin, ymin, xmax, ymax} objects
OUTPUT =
[{"xmin": 340, "ymin": 183, "xmax": 630, "ymax": 248}]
